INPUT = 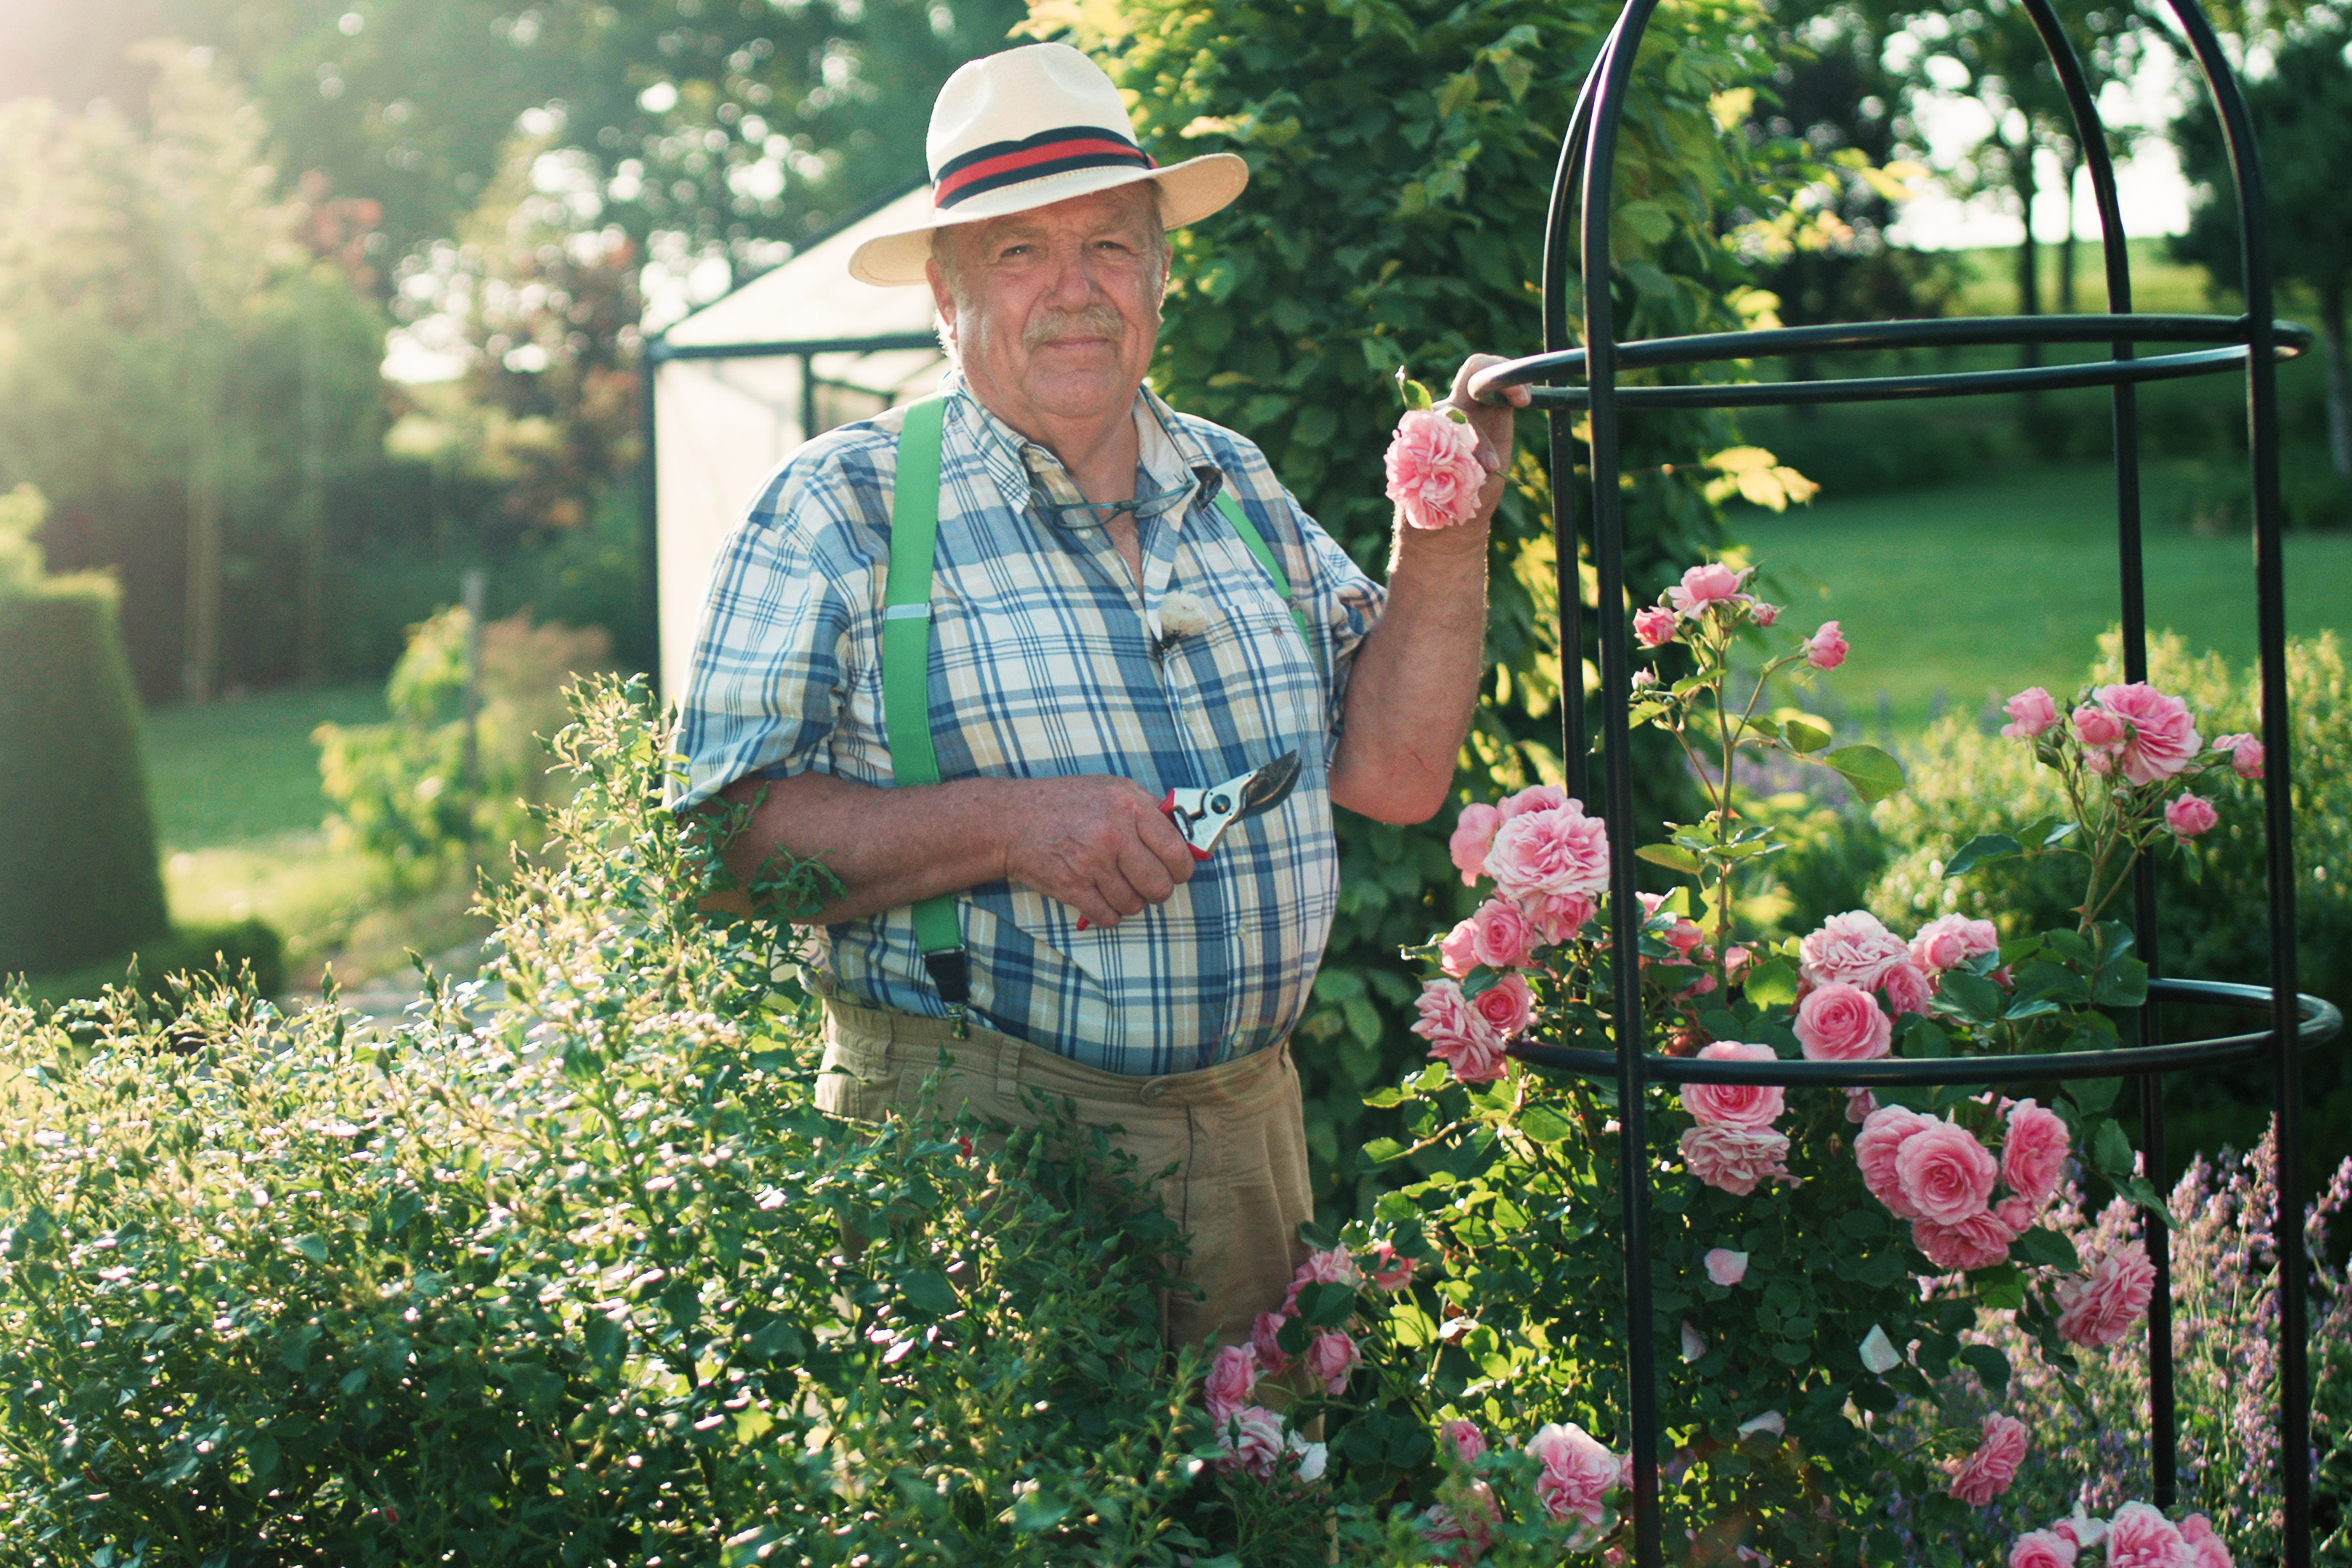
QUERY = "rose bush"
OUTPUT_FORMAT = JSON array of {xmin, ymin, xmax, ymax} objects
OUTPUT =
[{"xmin": 1288, "ymin": 560, "xmax": 2274, "ymax": 1561}]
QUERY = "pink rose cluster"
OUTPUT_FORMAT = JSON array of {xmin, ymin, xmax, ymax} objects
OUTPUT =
[
  {"xmin": 1678, "ymin": 1041, "xmax": 1792, "ymax": 1196},
  {"xmin": 1792, "ymin": 909, "xmax": 2001, "ymax": 1063},
  {"xmin": 2004, "ymin": 681, "xmax": 2248, "ymax": 837},
  {"xmin": 1423, "ymin": 785, "xmax": 1614, "ymax": 1084},
  {"xmin": 1208, "ymin": 1244, "xmax": 1415, "ymax": 1484},
  {"xmin": 1416, "ymin": 1416, "xmax": 1629, "ymax": 1559},
  {"xmin": 1384, "ymin": 407, "xmax": 1487, "ymax": 531},
  {"xmin": 1628, "ymin": 560, "xmax": 1840, "ymax": 669},
  {"xmin": 1853, "ymin": 1096, "xmax": 2071, "ymax": 1273},
  {"xmin": 2008, "ymin": 1502, "xmax": 2233, "ymax": 1568}
]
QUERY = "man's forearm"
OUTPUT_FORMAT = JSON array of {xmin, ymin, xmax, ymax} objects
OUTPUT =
[
  {"xmin": 710, "ymin": 771, "xmax": 1016, "ymax": 923},
  {"xmin": 706, "ymin": 767, "xmax": 1198, "ymax": 929},
  {"xmin": 1327, "ymin": 520, "xmax": 1490, "ymax": 824}
]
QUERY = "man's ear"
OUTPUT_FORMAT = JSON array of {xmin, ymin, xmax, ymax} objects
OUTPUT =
[{"xmin": 926, "ymin": 254, "xmax": 957, "ymax": 342}]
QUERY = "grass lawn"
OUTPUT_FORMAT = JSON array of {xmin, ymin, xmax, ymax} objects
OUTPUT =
[
  {"xmin": 1730, "ymin": 458, "xmax": 2352, "ymax": 734},
  {"xmin": 141, "ymin": 684, "xmax": 490, "ymax": 987}
]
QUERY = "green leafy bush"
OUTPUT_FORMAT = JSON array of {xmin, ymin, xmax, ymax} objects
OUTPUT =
[
  {"xmin": 0, "ymin": 484, "xmax": 172, "ymax": 980},
  {"xmin": 17, "ymin": 918, "xmax": 283, "ymax": 1013},
  {"xmin": 0, "ymin": 679, "xmax": 1354, "ymax": 1566},
  {"xmin": 313, "ymin": 606, "xmax": 611, "ymax": 893}
]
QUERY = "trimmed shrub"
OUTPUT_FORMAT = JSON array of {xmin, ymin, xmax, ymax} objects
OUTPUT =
[
  {"xmin": 18, "ymin": 918, "xmax": 283, "ymax": 1013},
  {"xmin": 0, "ymin": 486, "xmax": 171, "ymax": 979}
]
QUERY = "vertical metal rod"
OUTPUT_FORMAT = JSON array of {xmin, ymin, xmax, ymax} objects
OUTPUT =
[
  {"xmin": 2014, "ymin": 0, "xmax": 2177, "ymax": 1502},
  {"xmin": 1543, "ymin": 68, "xmax": 1598, "ymax": 799},
  {"xmin": 1569, "ymin": 4, "xmax": 1665, "ymax": 1561},
  {"xmin": 2165, "ymin": 3, "xmax": 2308, "ymax": 1559}
]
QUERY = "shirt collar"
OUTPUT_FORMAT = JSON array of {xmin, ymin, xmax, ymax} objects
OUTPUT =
[{"xmin": 940, "ymin": 367, "xmax": 1225, "ymax": 532}]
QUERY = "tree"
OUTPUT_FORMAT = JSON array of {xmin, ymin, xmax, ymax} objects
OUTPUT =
[
  {"xmin": 2172, "ymin": 15, "xmax": 2352, "ymax": 478},
  {"xmin": 0, "ymin": 44, "xmax": 388, "ymax": 700}
]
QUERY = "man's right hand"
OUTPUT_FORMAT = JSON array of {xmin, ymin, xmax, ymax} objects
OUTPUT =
[
  {"xmin": 996, "ymin": 774, "xmax": 1199, "ymax": 930},
  {"xmin": 713, "ymin": 769, "xmax": 1196, "ymax": 930}
]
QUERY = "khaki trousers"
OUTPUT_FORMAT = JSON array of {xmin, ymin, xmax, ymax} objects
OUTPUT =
[{"xmin": 816, "ymin": 999, "xmax": 1313, "ymax": 1354}]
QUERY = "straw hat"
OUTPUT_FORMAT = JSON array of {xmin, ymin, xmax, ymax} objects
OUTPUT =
[{"xmin": 847, "ymin": 43, "xmax": 1247, "ymax": 287}]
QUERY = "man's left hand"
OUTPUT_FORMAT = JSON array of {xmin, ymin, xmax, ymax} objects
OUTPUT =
[{"xmin": 1437, "ymin": 353, "xmax": 1532, "ymax": 531}]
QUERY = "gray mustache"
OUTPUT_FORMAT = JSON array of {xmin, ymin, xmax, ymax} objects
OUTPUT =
[{"xmin": 1022, "ymin": 306, "xmax": 1127, "ymax": 350}]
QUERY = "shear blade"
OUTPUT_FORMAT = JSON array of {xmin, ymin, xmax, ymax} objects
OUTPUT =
[{"xmin": 1234, "ymin": 749, "xmax": 1302, "ymax": 820}]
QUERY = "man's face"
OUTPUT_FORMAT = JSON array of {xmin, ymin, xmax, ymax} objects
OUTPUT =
[{"xmin": 929, "ymin": 185, "xmax": 1168, "ymax": 438}]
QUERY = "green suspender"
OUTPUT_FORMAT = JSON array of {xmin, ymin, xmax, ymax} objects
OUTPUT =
[
  {"xmin": 881, "ymin": 395, "xmax": 972, "ymax": 1027},
  {"xmin": 881, "ymin": 394, "xmax": 1318, "ymax": 1025}
]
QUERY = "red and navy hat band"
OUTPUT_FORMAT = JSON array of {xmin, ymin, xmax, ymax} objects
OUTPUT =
[{"xmin": 933, "ymin": 126, "xmax": 1155, "ymax": 209}]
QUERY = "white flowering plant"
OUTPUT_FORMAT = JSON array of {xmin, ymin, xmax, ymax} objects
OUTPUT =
[{"xmin": 1319, "ymin": 560, "xmax": 2271, "ymax": 1563}]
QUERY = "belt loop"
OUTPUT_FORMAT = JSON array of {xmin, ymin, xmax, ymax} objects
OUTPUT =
[{"xmin": 992, "ymin": 1034, "xmax": 1022, "ymax": 1103}]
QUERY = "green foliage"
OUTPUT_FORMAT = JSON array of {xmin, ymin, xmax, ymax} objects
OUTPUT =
[
  {"xmin": 314, "ymin": 605, "xmax": 613, "ymax": 894},
  {"xmin": 1033, "ymin": 0, "xmax": 1800, "ymax": 1218},
  {"xmin": 0, "ymin": 534, "xmax": 171, "ymax": 979},
  {"xmin": 1865, "ymin": 629, "xmax": 2352, "ymax": 1186},
  {"xmin": 0, "ymin": 678, "xmax": 1311, "ymax": 1566}
]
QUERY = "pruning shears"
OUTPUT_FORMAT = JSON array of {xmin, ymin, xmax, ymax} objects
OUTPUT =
[{"xmin": 1075, "ymin": 751, "xmax": 1303, "ymax": 930}]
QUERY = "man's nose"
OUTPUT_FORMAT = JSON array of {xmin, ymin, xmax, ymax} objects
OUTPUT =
[{"xmin": 1043, "ymin": 242, "xmax": 1107, "ymax": 304}]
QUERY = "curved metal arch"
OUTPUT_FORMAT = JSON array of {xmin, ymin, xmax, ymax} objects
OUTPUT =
[{"xmin": 1516, "ymin": 1, "xmax": 2311, "ymax": 1560}]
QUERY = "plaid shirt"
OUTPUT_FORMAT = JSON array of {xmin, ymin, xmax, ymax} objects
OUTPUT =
[{"xmin": 673, "ymin": 369, "xmax": 1384, "ymax": 1076}]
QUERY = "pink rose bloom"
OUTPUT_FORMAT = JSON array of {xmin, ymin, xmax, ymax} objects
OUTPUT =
[
  {"xmin": 1440, "ymin": 1418, "xmax": 1487, "ymax": 1466},
  {"xmin": 1437, "ymin": 916, "xmax": 1479, "ymax": 979},
  {"xmin": 1845, "ymin": 1086, "xmax": 1879, "ymax": 1124},
  {"xmin": 2106, "ymin": 1501, "xmax": 2195, "ymax": 1568},
  {"xmin": 2213, "ymin": 732, "xmax": 2264, "ymax": 780},
  {"xmin": 1679, "ymin": 1125, "xmax": 1791, "ymax": 1196},
  {"xmin": 1913, "ymin": 1210, "xmax": 2020, "ymax": 1272},
  {"xmin": 1365, "ymin": 1241, "xmax": 1416, "ymax": 1291},
  {"xmin": 1634, "ymin": 605, "xmax": 1679, "ymax": 648},
  {"xmin": 1213, "ymin": 1403, "xmax": 1285, "ymax": 1478},
  {"xmin": 1800, "ymin": 910, "xmax": 1912, "ymax": 990},
  {"xmin": 2094, "ymin": 682, "xmax": 2202, "ymax": 785},
  {"xmin": 1413, "ymin": 978, "xmax": 1508, "ymax": 1085},
  {"xmin": 1418, "ymin": 1485, "xmax": 1499, "ymax": 1566},
  {"xmin": 1945, "ymin": 1412, "xmax": 2029, "ymax": 1506},
  {"xmin": 1805, "ymin": 620, "xmax": 1848, "ymax": 670},
  {"xmin": 1291, "ymin": 1246, "xmax": 1360, "ymax": 1291},
  {"xmin": 2166, "ymin": 793, "xmax": 2219, "ymax": 838},
  {"xmin": 1911, "ymin": 913, "xmax": 2000, "ymax": 976},
  {"xmin": 1304, "ymin": 1328, "xmax": 1361, "ymax": 1395},
  {"xmin": 2009, "ymin": 1530, "xmax": 2080, "ymax": 1568},
  {"xmin": 2057, "ymin": 1238, "xmax": 2158, "ymax": 1348},
  {"xmin": 1751, "ymin": 601, "xmax": 1780, "ymax": 628},
  {"xmin": 1794, "ymin": 981, "xmax": 1893, "ymax": 1062},
  {"xmin": 1466, "ymin": 897, "xmax": 1540, "ymax": 970},
  {"xmin": 1249, "ymin": 1310, "xmax": 1292, "ymax": 1375},
  {"xmin": 1204, "ymin": 1342, "xmax": 1259, "ymax": 1420},
  {"xmin": 1385, "ymin": 407, "xmax": 1487, "ymax": 531},
  {"xmin": 1668, "ymin": 562, "xmax": 1744, "ymax": 616},
  {"xmin": 1895, "ymin": 1117, "xmax": 2000, "ymax": 1225},
  {"xmin": 2001, "ymin": 686, "xmax": 2059, "ymax": 740},
  {"xmin": 1679, "ymin": 1042, "xmax": 1786, "ymax": 1130},
  {"xmin": 1632, "ymin": 667, "xmax": 1659, "ymax": 690},
  {"xmin": 1704, "ymin": 1248, "xmax": 1749, "ymax": 1286},
  {"xmin": 1529, "ymin": 891, "xmax": 1596, "ymax": 944},
  {"xmin": 2001, "ymin": 1099, "xmax": 2071, "ymax": 1210},
  {"xmin": 1486, "ymin": 804, "xmax": 1612, "ymax": 905},
  {"xmin": 1880, "ymin": 957, "xmax": 1933, "ymax": 1016},
  {"xmin": 1996, "ymin": 1194, "xmax": 2038, "ymax": 1233},
  {"xmin": 2180, "ymin": 1514, "xmax": 2234, "ymax": 1568},
  {"xmin": 1659, "ymin": 915, "xmax": 1706, "ymax": 957},
  {"xmin": 1527, "ymin": 1421, "xmax": 1619, "ymax": 1526},
  {"xmin": 1470, "ymin": 971, "xmax": 1537, "ymax": 1040},
  {"xmin": 1448, "ymin": 802, "xmax": 1501, "ymax": 887},
  {"xmin": 1855, "ymin": 1106, "xmax": 1934, "ymax": 1217},
  {"xmin": 1498, "ymin": 783, "xmax": 1571, "ymax": 820},
  {"xmin": 2072, "ymin": 702, "xmax": 2126, "ymax": 748}
]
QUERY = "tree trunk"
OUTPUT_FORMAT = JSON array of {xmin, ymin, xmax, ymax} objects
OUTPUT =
[
  {"xmin": 298, "ymin": 276, "xmax": 329, "ymax": 685},
  {"xmin": 2324, "ymin": 276, "xmax": 2351, "ymax": 481}
]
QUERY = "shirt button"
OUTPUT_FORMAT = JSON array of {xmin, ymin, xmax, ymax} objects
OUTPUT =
[{"xmin": 1140, "ymin": 1081, "xmax": 1167, "ymax": 1103}]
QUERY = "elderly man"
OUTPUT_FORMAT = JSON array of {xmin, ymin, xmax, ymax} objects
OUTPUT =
[{"xmin": 674, "ymin": 41, "xmax": 1522, "ymax": 1350}]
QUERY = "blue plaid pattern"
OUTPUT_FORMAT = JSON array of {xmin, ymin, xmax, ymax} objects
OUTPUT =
[{"xmin": 672, "ymin": 369, "xmax": 1383, "ymax": 1076}]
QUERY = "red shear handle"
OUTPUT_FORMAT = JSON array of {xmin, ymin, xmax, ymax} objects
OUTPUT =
[{"xmin": 1161, "ymin": 787, "xmax": 1213, "ymax": 861}]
